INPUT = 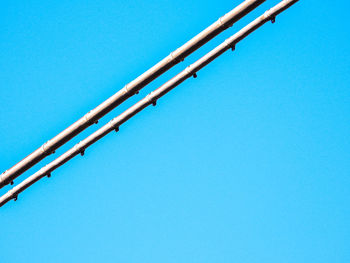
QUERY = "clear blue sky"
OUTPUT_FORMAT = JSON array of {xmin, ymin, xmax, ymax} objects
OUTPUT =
[{"xmin": 0, "ymin": 0, "xmax": 349, "ymax": 262}]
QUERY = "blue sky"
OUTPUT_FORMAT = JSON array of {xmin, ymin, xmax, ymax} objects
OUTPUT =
[{"xmin": 0, "ymin": 0, "xmax": 349, "ymax": 262}]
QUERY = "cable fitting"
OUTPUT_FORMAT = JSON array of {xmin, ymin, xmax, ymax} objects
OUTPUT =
[{"xmin": 218, "ymin": 17, "xmax": 229, "ymax": 29}]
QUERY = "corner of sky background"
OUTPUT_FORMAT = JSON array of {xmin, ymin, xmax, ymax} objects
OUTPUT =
[{"xmin": 0, "ymin": 0, "xmax": 349, "ymax": 262}]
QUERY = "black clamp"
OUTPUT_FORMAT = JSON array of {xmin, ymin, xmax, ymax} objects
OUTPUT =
[
  {"xmin": 47, "ymin": 173, "xmax": 51, "ymax": 178},
  {"xmin": 115, "ymin": 127, "xmax": 119, "ymax": 133},
  {"xmin": 174, "ymin": 57, "xmax": 185, "ymax": 64},
  {"xmin": 10, "ymin": 181, "xmax": 14, "ymax": 185},
  {"xmin": 14, "ymin": 195, "xmax": 18, "ymax": 201},
  {"xmin": 80, "ymin": 150, "xmax": 85, "ymax": 156},
  {"xmin": 193, "ymin": 73, "xmax": 198, "ymax": 79},
  {"xmin": 271, "ymin": 16, "xmax": 276, "ymax": 24},
  {"xmin": 152, "ymin": 100, "xmax": 157, "ymax": 106}
]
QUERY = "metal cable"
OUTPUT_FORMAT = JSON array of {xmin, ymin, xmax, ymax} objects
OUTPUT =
[
  {"xmin": 0, "ymin": 0, "xmax": 299, "ymax": 207},
  {"xmin": 0, "ymin": 0, "xmax": 266, "ymax": 188}
]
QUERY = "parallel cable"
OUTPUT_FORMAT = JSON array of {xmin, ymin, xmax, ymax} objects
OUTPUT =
[
  {"xmin": 0, "ymin": 0, "xmax": 266, "ymax": 188},
  {"xmin": 0, "ymin": 0, "xmax": 299, "ymax": 207}
]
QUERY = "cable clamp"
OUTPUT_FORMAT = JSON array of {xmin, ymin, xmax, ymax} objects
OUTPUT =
[
  {"xmin": 74, "ymin": 142, "xmax": 84, "ymax": 155},
  {"xmin": 123, "ymin": 84, "xmax": 131, "ymax": 94},
  {"xmin": 10, "ymin": 189, "xmax": 18, "ymax": 201},
  {"xmin": 224, "ymin": 39, "xmax": 235, "ymax": 51},
  {"xmin": 41, "ymin": 141, "xmax": 53, "ymax": 155},
  {"xmin": 185, "ymin": 65, "xmax": 194, "ymax": 77},
  {"xmin": 84, "ymin": 110, "xmax": 98, "ymax": 125},
  {"xmin": 169, "ymin": 51, "xmax": 177, "ymax": 62},
  {"xmin": 218, "ymin": 16, "xmax": 230, "ymax": 29},
  {"xmin": 0, "ymin": 170, "xmax": 7, "ymax": 182},
  {"xmin": 170, "ymin": 50, "xmax": 184, "ymax": 64},
  {"xmin": 146, "ymin": 93, "xmax": 156, "ymax": 106},
  {"xmin": 271, "ymin": 16, "xmax": 276, "ymax": 24}
]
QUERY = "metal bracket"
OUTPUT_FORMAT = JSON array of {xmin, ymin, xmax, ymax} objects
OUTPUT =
[
  {"xmin": 152, "ymin": 101, "xmax": 157, "ymax": 106},
  {"xmin": 193, "ymin": 73, "xmax": 198, "ymax": 78}
]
